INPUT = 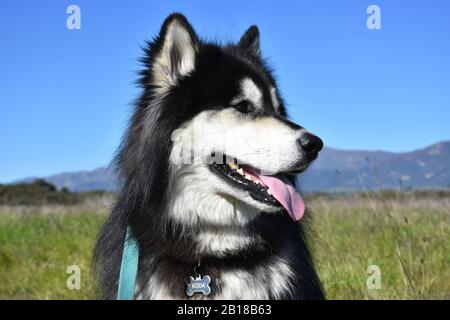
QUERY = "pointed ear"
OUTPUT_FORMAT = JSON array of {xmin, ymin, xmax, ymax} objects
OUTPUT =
[
  {"xmin": 238, "ymin": 25, "xmax": 260, "ymax": 56},
  {"xmin": 152, "ymin": 14, "xmax": 199, "ymax": 94}
]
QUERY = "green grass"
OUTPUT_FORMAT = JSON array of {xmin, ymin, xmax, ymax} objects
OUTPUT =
[
  {"xmin": 0, "ymin": 194, "xmax": 449, "ymax": 299},
  {"xmin": 0, "ymin": 211, "xmax": 104, "ymax": 299},
  {"xmin": 310, "ymin": 196, "xmax": 450, "ymax": 299}
]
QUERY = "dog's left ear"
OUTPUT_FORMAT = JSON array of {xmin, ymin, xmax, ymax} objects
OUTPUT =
[
  {"xmin": 238, "ymin": 26, "xmax": 260, "ymax": 56},
  {"xmin": 152, "ymin": 13, "xmax": 199, "ymax": 94}
]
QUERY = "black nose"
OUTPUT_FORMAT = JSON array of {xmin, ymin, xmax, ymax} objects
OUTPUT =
[{"xmin": 298, "ymin": 133, "xmax": 324, "ymax": 156}]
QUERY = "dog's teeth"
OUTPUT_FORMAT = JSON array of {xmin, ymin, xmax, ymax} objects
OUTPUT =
[
  {"xmin": 244, "ymin": 174, "xmax": 252, "ymax": 180},
  {"xmin": 255, "ymin": 180, "xmax": 261, "ymax": 185},
  {"xmin": 237, "ymin": 168, "xmax": 244, "ymax": 175},
  {"xmin": 228, "ymin": 163, "xmax": 239, "ymax": 170},
  {"xmin": 267, "ymin": 189, "xmax": 272, "ymax": 195}
]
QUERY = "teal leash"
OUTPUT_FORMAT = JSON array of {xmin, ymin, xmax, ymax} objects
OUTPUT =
[{"xmin": 117, "ymin": 226, "xmax": 139, "ymax": 300}]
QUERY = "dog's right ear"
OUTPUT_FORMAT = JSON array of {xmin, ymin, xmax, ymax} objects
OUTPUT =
[
  {"xmin": 238, "ymin": 26, "xmax": 260, "ymax": 56},
  {"xmin": 152, "ymin": 13, "xmax": 199, "ymax": 94}
]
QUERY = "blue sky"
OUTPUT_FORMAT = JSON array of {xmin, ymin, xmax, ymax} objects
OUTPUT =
[{"xmin": 0, "ymin": 0, "xmax": 449, "ymax": 182}]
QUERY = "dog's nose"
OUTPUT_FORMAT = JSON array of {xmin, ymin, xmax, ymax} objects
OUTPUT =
[{"xmin": 298, "ymin": 132, "xmax": 323, "ymax": 156}]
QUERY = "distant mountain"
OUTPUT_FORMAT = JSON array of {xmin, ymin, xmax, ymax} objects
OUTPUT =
[
  {"xmin": 14, "ymin": 141, "xmax": 450, "ymax": 193},
  {"xmin": 18, "ymin": 167, "xmax": 116, "ymax": 192},
  {"xmin": 299, "ymin": 141, "xmax": 450, "ymax": 192}
]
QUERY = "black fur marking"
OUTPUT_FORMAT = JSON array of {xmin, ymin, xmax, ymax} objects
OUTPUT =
[{"xmin": 94, "ymin": 13, "xmax": 325, "ymax": 300}]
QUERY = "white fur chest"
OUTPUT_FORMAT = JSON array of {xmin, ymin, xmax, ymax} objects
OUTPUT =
[{"xmin": 136, "ymin": 255, "xmax": 294, "ymax": 300}]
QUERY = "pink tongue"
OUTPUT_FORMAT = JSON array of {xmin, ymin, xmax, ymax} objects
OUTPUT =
[{"xmin": 255, "ymin": 174, "xmax": 305, "ymax": 221}]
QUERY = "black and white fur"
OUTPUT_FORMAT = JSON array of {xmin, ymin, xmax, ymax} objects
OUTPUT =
[{"xmin": 94, "ymin": 13, "xmax": 325, "ymax": 300}]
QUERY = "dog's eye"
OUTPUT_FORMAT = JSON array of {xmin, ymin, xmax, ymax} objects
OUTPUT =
[{"xmin": 232, "ymin": 100, "xmax": 254, "ymax": 114}]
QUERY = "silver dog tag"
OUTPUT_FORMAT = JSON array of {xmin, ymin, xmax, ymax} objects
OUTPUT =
[{"xmin": 186, "ymin": 275, "xmax": 211, "ymax": 297}]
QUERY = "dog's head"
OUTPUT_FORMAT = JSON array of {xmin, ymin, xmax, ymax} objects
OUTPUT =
[{"xmin": 122, "ymin": 14, "xmax": 323, "ymax": 227}]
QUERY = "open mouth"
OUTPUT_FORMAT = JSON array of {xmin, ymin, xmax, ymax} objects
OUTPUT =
[
  {"xmin": 209, "ymin": 154, "xmax": 307, "ymax": 221},
  {"xmin": 210, "ymin": 161, "xmax": 280, "ymax": 206}
]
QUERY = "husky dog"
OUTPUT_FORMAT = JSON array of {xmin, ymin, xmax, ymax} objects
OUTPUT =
[{"xmin": 94, "ymin": 13, "xmax": 325, "ymax": 300}]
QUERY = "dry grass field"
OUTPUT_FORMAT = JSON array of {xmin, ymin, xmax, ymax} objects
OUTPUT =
[
  {"xmin": 0, "ymin": 191, "xmax": 449, "ymax": 299},
  {"xmin": 309, "ymin": 192, "xmax": 450, "ymax": 299}
]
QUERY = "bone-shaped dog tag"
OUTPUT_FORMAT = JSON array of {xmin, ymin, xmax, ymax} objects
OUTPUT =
[{"xmin": 186, "ymin": 275, "xmax": 211, "ymax": 297}]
